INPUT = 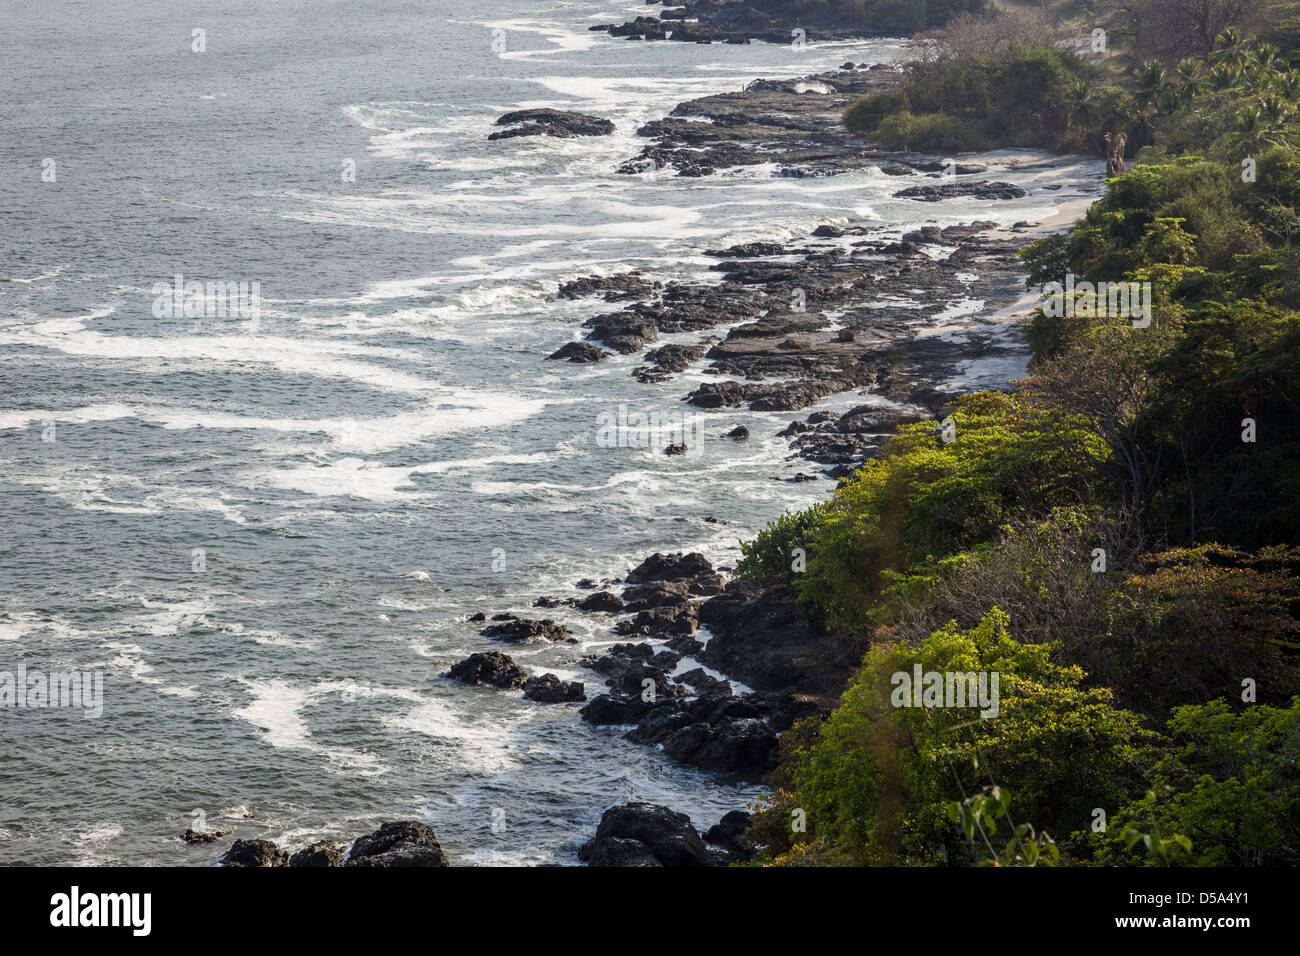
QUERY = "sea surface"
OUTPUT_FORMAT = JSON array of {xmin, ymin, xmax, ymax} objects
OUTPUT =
[{"xmin": 0, "ymin": 0, "xmax": 1102, "ymax": 864}]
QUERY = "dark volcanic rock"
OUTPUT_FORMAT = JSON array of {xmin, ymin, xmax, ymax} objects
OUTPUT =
[
  {"xmin": 676, "ymin": 667, "xmax": 731, "ymax": 694},
  {"xmin": 725, "ymin": 425, "xmax": 750, "ymax": 439},
  {"xmin": 558, "ymin": 272, "xmax": 662, "ymax": 301},
  {"xmin": 548, "ymin": 341, "xmax": 608, "ymax": 363},
  {"xmin": 894, "ymin": 181, "xmax": 1028, "ymax": 202},
  {"xmin": 580, "ymin": 693, "xmax": 655, "ymax": 725},
  {"xmin": 579, "ymin": 836, "xmax": 662, "ymax": 866},
  {"xmin": 288, "ymin": 841, "xmax": 345, "ymax": 867},
  {"xmin": 578, "ymin": 803, "xmax": 715, "ymax": 867},
  {"xmin": 615, "ymin": 602, "xmax": 699, "ymax": 638},
  {"xmin": 577, "ymin": 589, "xmax": 624, "ymax": 613},
  {"xmin": 665, "ymin": 634, "xmax": 707, "ymax": 658},
  {"xmin": 481, "ymin": 618, "xmax": 574, "ymax": 643},
  {"xmin": 704, "ymin": 241, "xmax": 788, "ymax": 258},
  {"xmin": 345, "ymin": 821, "xmax": 449, "ymax": 867},
  {"xmin": 634, "ymin": 342, "xmax": 708, "ymax": 382},
  {"xmin": 221, "ymin": 839, "xmax": 287, "ymax": 867},
  {"xmin": 704, "ymin": 810, "xmax": 754, "ymax": 862},
  {"xmin": 182, "ymin": 828, "xmax": 226, "ymax": 845},
  {"xmin": 490, "ymin": 108, "xmax": 614, "ymax": 140},
  {"xmin": 446, "ymin": 651, "xmax": 529, "ymax": 689},
  {"xmin": 686, "ymin": 381, "xmax": 757, "ymax": 409},
  {"xmin": 522, "ymin": 673, "xmax": 586, "ymax": 703},
  {"xmin": 699, "ymin": 579, "xmax": 849, "ymax": 699},
  {"xmin": 662, "ymin": 717, "xmax": 778, "ymax": 773},
  {"xmin": 620, "ymin": 580, "xmax": 692, "ymax": 610},
  {"xmin": 625, "ymin": 551, "xmax": 714, "ymax": 584},
  {"xmin": 584, "ymin": 311, "xmax": 659, "ymax": 353}
]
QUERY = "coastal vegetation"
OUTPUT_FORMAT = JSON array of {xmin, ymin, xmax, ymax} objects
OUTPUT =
[{"xmin": 741, "ymin": 1, "xmax": 1300, "ymax": 866}]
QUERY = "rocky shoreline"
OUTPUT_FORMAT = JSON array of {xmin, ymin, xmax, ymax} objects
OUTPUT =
[
  {"xmin": 198, "ymin": 55, "xmax": 1096, "ymax": 868},
  {"xmin": 442, "ymin": 548, "xmax": 837, "ymax": 866},
  {"xmin": 541, "ymin": 62, "xmax": 1066, "ymax": 481},
  {"xmin": 526, "ymin": 60, "xmax": 1093, "ymax": 864},
  {"xmin": 589, "ymin": 0, "xmax": 896, "ymax": 46}
]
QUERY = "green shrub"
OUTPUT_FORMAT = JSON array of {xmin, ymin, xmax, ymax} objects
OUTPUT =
[
  {"xmin": 1092, "ymin": 698, "xmax": 1300, "ymax": 866},
  {"xmin": 843, "ymin": 90, "xmax": 909, "ymax": 135},
  {"xmin": 795, "ymin": 391, "xmax": 1103, "ymax": 633},
  {"xmin": 871, "ymin": 110, "xmax": 982, "ymax": 152},
  {"xmin": 756, "ymin": 608, "xmax": 1159, "ymax": 865}
]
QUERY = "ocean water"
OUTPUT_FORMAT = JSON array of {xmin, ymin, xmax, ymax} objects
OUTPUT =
[{"xmin": 0, "ymin": 0, "xmax": 1103, "ymax": 865}]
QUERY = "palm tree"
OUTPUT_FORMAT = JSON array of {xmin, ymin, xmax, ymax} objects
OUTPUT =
[
  {"xmin": 1066, "ymin": 79, "xmax": 1095, "ymax": 134},
  {"xmin": 1223, "ymin": 105, "xmax": 1293, "ymax": 155},
  {"xmin": 1211, "ymin": 28, "xmax": 1248, "ymax": 71},
  {"xmin": 1260, "ymin": 96, "xmax": 1293, "ymax": 130},
  {"xmin": 1135, "ymin": 60, "xmax": 1169, "ymax": 112},
  {"xmin": 1253, "ymin": 44, "xmax": 1286, "ymax": 77},
  {"xmin": 1208, "ymin": 63, "xmax": 1242, "ymax": 93},
  {"xmin": 1272, "ymin": 70, "xmax": 1300, "ymax": 102},
  {"xmin": 1172, "ymin": 59, "xmax": 1205, "ymax": 107}
]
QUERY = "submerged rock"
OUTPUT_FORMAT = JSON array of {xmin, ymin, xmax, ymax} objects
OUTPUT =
[
  {"xmin": 480, "ymin": 618, "xmax": 574, "ymax": 643},
  {"xmin": 489, "ymin": 108, "xmax": 614, "ymax": 140}
]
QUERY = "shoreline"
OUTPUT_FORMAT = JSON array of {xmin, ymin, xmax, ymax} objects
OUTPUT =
[
  {"xmin": 464, "ymin": 63, "xmax": 1108, "ymax": 865},
  {"xmin": 201, "ymin": 52, "xmax": 1107, "ymax": 869}
]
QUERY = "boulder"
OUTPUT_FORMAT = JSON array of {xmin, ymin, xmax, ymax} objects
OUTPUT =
[
  {"xmin": 577, "ymin": 590, "xmax": 624, "ymax": 613},
  {"xmin": 704, "ymin": 810, "xmax": 754, "ymax": 862},
  {"xmin": 288, "ymin": 841, "xmax": 345, "ymax": 867},
  {"xmin": 625, "ymin": 552, "xmax": 714, "ymax": 584},
  {"xmin": 490, "ymin": 108, "xmax": 614, "ymax": 140},
  {"xmin": 580, "ymin": 693, "xmax": 654, "ymax": 725},
  {"xmin": 221, "ymin": 839, "xmax": 287, "ymax": 867},
  {"xmin": 480, "ymin": 618, "xmax": 574, "ymax": 643},
  {"xmin": 577, "ymin": 803, "xmax": 713, "ymax": 867},
  {"xmin": 548, "ymin": 341, "xmax": 608, "ymax": 363},
  {"xmin": 522, "ymin": 673, "xmax": 586, "ymax": 703},
  {"xmin": 446, "ymin": 651, "xmax": 529, "ymax": 689},
  {"xmin": 345, "ymin": 821, "xmax": 449, "ymax": 867}
]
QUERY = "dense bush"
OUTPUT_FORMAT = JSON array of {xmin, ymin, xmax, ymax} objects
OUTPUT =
[
  {"xmin": 871, "ymin": 110, "xmax": 981, "ymax": 151},
  {"xmin": 1092, "ymin": 697, "xmax": 1300, "ymax": 865},
  {"xmin": 843, "ymin": 17, "xmax": 1106, "ymax": 152},
  {"xmin": 753, "ymin": 609, "xmax": 1159, "ymax": 865},
  {"xmin": 746, "ymin": 25, "xmax": 1300, "ymax": 867},
  {"xmin": 794, "ymin": 391, "xmax": 1102, "ymax": 632}
]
